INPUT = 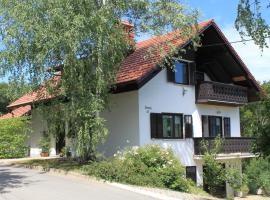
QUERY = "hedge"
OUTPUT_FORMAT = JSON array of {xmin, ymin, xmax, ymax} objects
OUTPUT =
[{"xmin": 0, "ymin": 116, "xmax": 31, "ymax": 158}]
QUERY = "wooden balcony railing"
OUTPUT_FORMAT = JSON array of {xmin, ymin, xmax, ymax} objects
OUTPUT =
[
  {"xmin": 194, "ymin": 137, "xmax": 254, "ymax": 155},
  {"xmin": 196, "ymin": 81, "xmax": 248, "ymax": 106}
]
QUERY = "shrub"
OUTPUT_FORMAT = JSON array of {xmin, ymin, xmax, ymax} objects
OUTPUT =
[
  {"xmin": 244, "ymin": 157, "xmax": 270, "ymax": 194},
  {"xmin": 225, "ymin": 168, "xmax": 247, "ymax": 192},
  {"xmin": 201, "ymin": 136, "xmax": 226, "ymax": 195},
  {"xmin": 82, "ymin": 145, "xmax": 195, "ymax": 193},
  {"xmin": 0, "ymin": 117, "xmax": 30, "ymax": 158},
  {"xmin": 39, "ymin": 133, "xmax": 51, "ymax": 153}
]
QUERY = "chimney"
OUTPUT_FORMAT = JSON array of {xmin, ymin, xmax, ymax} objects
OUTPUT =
[{"xmin": 121, "ymin": 20, "xmax": 135, "ymax": 47}]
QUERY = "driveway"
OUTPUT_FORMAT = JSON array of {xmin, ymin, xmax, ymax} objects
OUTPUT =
[{"xmin": 0, "ymin": 165, "xmax": 156, "ymax": 200}]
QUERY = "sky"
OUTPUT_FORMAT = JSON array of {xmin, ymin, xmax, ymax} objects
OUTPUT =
[
  {"xmin": 183, "ymin": 0, "xmax": 270, "ymax": 82},
  {"xmin": 0, "ymin": 1, "xmax": 269, "ymax": 83}
]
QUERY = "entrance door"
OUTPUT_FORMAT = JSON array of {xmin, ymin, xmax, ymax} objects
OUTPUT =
[
  {"xmin": 56, "ymin": 131, "xmax": 65, "ymax": 155},
  {"xmin": 203, "ymin": 165, "xmax": 226, "ymax": 198}
]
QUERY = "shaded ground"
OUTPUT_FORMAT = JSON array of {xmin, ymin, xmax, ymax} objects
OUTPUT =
[
  {"xmin": 0, "ymin": 164, "xmax": 156, "ymax": 200},
  {"xmin": 236, "ymin": 195, "xmax": 270, "ymax": 200}
]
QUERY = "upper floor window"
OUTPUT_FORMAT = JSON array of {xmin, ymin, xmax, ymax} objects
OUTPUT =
[
  {"xmin": 167, "ymin": 61, "xmax": 196, "ymax": 85},
  {"xmin": 175, "ymin": 62, "xmax": 189, "ymax": 84}
]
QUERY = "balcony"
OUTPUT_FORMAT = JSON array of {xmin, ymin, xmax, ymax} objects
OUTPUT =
[
  {"xmin": 196, "ymin": 81, "xmax": 248, "ymax": 106},
  {"xmin": 193, "ymin": 137, "xmax": 254, "ymax": 155}
]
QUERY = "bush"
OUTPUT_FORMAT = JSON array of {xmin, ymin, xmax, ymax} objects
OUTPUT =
[
  {"xmin": 226, "ymin": 168, "xmax": 248, "ymax": 193},
  {"xmin": 201, "ymin": 136, "xmax": 226, "ymax": 195},
  {"xmin": 0, "ymin": 117, "xmax": 30, "ymax": 158},
  {"xmin": 39, "ymin": 134, "xmax": 51, "ymax": 153},
  {"xmin": 244, "ymin": 157, "xmax": 270, "ymax": 194},
  {"xmin": 82, "ymin": 145, "xmax": 198, "ymax": 193}
]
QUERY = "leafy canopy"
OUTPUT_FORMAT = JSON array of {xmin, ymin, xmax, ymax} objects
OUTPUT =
[
  {"xmin": 236, "ymin": 0, "xmax": 270, "ymax": 49},
  {"xmin": 0, "ymin": 0, "xmax": 199, "ymax": 161},
  {"xmin": 241, "ymin": 81, "xmax": 270, "ymax": 156}
]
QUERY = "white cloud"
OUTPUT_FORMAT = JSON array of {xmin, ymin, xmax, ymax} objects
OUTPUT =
[{"xmin": 222, "ymin": 25, "xmax": 270, "ymax": 82}]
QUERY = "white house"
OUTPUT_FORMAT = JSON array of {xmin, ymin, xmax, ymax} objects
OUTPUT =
[{"xmin": 1, "ymin": 20, "xmax": 262, "ymax": 197}]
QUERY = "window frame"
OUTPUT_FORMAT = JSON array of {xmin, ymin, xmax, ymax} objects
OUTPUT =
[
  {"xmin": 161, "ymin": 113, "xmax": 184, "ymax": 139},
  {"xmin": 208, "ymin": 116, "xmax": 223, "ymax": 137},
  {"xmin": 150, "ymin": 113, "xmax": 186, "ymax": 139},
  {"xmin": 173, "ymin": 61, "xmax": 189, "ymax": 85},
  {"xmin": 201, "ymin": 115, "xmax": 231, "ymax": 138}
]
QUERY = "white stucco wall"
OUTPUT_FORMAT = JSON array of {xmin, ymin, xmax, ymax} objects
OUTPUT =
[
  {"xmin": 138, "ymin": 69, "xmax": 241, "ymax": 167},
  {"xmin": 100, "ymin": 91, "xmax": 140, "ymax": 157},
  {"xmin": 29, "ymin": 109, "xmax": 56, "ymax": 157}
]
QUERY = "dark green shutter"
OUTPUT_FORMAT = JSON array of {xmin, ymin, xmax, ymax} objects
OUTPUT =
[
  {"xmin": 150, "ymin": 113, "xmax": 162, "ymax": 138},
  {"xmin": 167, "ymin": 67, "xmax": 175, "ymax": 82},
  {"xmin": 184, "ymin": 115, "xmax": 193, "ymax": 138},
  {"xmin": 223, "ymin": 117, "xmax": 231, "ymax": 137},
  {"xmin": 188, "ymin": 62, "xmax": 196, "ymax": 85},
  {"xmin": 156, "ymin": 113, "xmax": 163, "ymax": 138}
]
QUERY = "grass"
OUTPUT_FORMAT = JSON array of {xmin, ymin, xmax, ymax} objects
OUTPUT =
[{"xmin": 18, "ymin": 158, "xmax": 85, "ymax": 172}]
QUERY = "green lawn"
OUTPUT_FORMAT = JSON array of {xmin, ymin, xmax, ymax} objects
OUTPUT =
[{"xmin": 18, "ymin": 158, "xmax": 85, "ymax": 172}]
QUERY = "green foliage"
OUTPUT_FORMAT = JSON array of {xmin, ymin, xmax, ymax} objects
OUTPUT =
[
  {"xmin": 236, "ymin": 0, "xmax": 270, "ymax": 49},
  {"xmin": 0, "ymin": 82, "xmax": 31, "ymax": 115},
  {"xmin": 244, "ymin": 157, "xmax": 270, "ymax": 194},
  {"xmin": 82, "ymin": 145, "xmax": 203, "ymax": 194},
  {"xmin": 226, "ymin": 168, "xmax": 247, "ymax": 192},
  {"xmin": 0, "ymin": 117, "xmax": 30, "ymax": 158},
  {"xmin": 201, "ymin": 136, "xmax": 226, "ymax": 195},
  {"xmin": 240, "ymin": 81, "xmax": 270, "ymax": 156},
  {"xmin": 0, "ymin": 0, "xmax": 199, "ymax": 162},
  {"xmin": 0, "ymin": 83, "xmax": 9, "ymax": 114},
  {"xmin": 202, "ymin": 136, "xmax": 248, "ymax": 195},
  {"xmin": 38, "ymin": 133, "xmax": 51, "ymax": 153}
]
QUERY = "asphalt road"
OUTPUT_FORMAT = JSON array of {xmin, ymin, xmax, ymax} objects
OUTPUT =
[{"xmin": 0, "ymin": 165, "xmax": 156, "ymax": 200}]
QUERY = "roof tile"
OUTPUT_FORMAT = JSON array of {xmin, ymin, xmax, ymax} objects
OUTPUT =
[{"xmin": 0, "ymin": 105, "xmax": 31, "ymax": 119}]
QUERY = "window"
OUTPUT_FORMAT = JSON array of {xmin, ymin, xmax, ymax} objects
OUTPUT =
[
  {"xmin": 175, "ymin": 62, "xmax": 189, "ymax": 84},
  {"xmin": 162, "ymin": 115, "xmax": 173, "ymax": 137},
  {"xmin": 201, "ymin": 115, "xmax": 231, "ymax": 138},
  {"xmin": 151, "ymin": 113, "xmax": 183, "ymax": 139},
  {"xmin": 184, "ymin": 115, "xmax": 193, "ymax": 138},
  {"xmin": 223, "ymin": 117, "xmax": 231, "ymax": 137},
  {"xmin": 186, "ymin": 166, "xmax": 197, "ymax": 183},
  {"xmin": 167, "ymin": 61, "xmax": 196, "ymax": 85},
  {"xmin": 208, "ymin": 116, "xmax": 222, "ymax": 137}
]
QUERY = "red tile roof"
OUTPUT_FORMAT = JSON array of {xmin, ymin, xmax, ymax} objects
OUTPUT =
[
  {"xmin": 7, "ymin": 75, "xmax": 60, "ymax": 108},
  {"xmin": 2, "ymin": 19, "xmax": 261, "ymax": 120},
  {"xmin": 7, "ymin": 88, "xmax": 55, "ymax": 108},
  {"xmin": 117, "ymin": 20, "xmax": 213, "ymax": 83},
  {"xmin": 5, "ymin": 20, "xmax": 213, "ymax": 112},
  {"xmin": 0, "ymin": 105, "xmax": 31, "ymax": 119}
]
